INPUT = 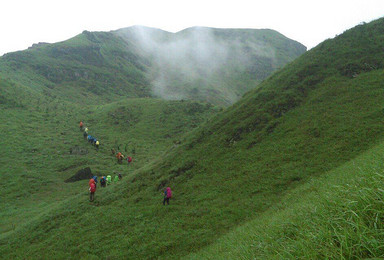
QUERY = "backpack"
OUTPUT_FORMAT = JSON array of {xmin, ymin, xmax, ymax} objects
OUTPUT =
[
  {"xmin": 89, "ymin": 183, "xmax": 96, "ymax": 193},
  {"xmin": 166, "ymin": 188, "xmax": 172, "ymax": 198}
]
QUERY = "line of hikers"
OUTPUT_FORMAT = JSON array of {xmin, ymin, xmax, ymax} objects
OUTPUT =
[
  {"xmin": 88, "ymin": 174, "xmax": 122, "ymax": 202},
  {"xmin": 79, "ymin": 121, "xmax": 171, "ymax": 205},
  {"xmin": 88, "ymin": 175, "xmax": 172, "ymax": 205},
  {"xmin": 80, "ymin": 121, "xmax": 134, "ymax": 165},
  {"xmin": 80, "ymin": 121, "xmax": 100, "ymax": 150}
]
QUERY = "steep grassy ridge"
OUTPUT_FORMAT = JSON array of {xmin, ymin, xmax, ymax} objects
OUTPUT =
[
  {"xmin": 1, "ymin": 18, "xmax": 383, "ymax": 259},
  {"xmin": 187, "ymin": 139, "xmax": 384, "ymax": 259},
  {"xmin": 0, "ymin": 26, "xmax": 306, "ymax": 106},
  {"xmin": 0, "ymin": 31, "xmax": 151, "ymax": 104}
]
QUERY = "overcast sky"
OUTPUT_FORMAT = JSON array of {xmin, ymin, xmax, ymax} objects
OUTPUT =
[{"xmin": 1, "ymin": 0, "xmax": 383, "ymax": 56}]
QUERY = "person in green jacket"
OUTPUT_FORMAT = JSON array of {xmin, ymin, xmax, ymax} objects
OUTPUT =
[
  {"xmin": 114, "ymin": 174, "xmax": 119, "ymax": 182},
  {"xmin": 106, "ymin": 175, "xmax": 112, "ymax": 185}
]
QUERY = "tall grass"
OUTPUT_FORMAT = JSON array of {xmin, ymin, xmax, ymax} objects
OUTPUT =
[{"xmin": 187, "ymin": 144, "xmax": 384, "ymax": 259}]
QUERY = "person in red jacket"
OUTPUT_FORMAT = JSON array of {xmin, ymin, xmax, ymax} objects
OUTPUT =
[
  {"xmin": 89, "ymin": 178, "xmax": 96, "ymax": 202},
  {"xmin": 127, "ymin": 156, "xmax": 132, "ymax": 165},
  {"xmin": 79, "ymin": 121, "xmax": 83, "ymax": 131}
]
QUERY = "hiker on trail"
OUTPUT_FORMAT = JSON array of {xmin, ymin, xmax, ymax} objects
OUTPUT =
[
  {"xmin": 83, "ymin": 131, "xmax": 87, "ymax": 139},
  {"xmin": 100, "ymin": 176, "xmax": 106, "ymax": 187},
  {"xmin": 79, "ymin": 121, "xmax": 83, "ymax": 131},
  {"xmin": 87, "ymin": 135, "xmax": 92, "ymax": 143},
  {"xmin": 89, "ymin": 178, "xmax": 95, "ymax": 187},
  {"xmin": 163, "ymin": 187, "xmax": 172, "ymax": 205},
  {"xmin": 118, "ymin": 173, "xmax": 122, "ymax": 180},
  {"xmin": 84, "ymin": 127, "xmax": 88, "ymax": 134},
  {"xmin": 106, "ymin": 175, "xmax": 112, "ymax": 185},
  {"xmin": 127, "ymin": 156, "xmax": 132, "ymax": 165},
  {"xmin": 92, "ymin": 176, "xmax": 98, "ymax": 187},
  {"xmin": 89, "ymin": 178, "xmax": 96, "ymax": 202},
  {"xmin": 92, "ymin": 138, "xmax": 97, "ymax": 146},
  {"xmin": 96, "ymin": 140, "xmax": 100, "ymax": 150},
  {"xmin": 116, "ymin": 152, "xmax": 123, "ymax": 164}
]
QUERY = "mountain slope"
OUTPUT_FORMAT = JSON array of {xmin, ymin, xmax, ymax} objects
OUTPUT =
[
  {"xmin": 1, "ymin": 18, "xmax": 384, "ymax": 259},
  {"xmin": 187, "ymin": 139, "xmax": 384, "ymax": 259},
  {"xmin": 116, "ymin": 26, "xmax": 306, "ymax": 105},
  {"xmin": 0, "ymin": 96, "xmax": 217, "ymax": 238},
  {"xmin": 0, "ymin": 26, "xmax": 306, "ymax": 106}
]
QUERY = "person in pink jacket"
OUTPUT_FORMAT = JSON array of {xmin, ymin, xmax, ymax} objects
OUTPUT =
[{"xmin": 163, "ymin": 187, "xmax": 172, "ymax": 205}]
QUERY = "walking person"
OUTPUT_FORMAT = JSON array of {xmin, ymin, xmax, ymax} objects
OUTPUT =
[
  {"xmin": 163, "ymin": 187, "xmax": 172, "ymax": 205},
  {"xmin": 100, "ymin": 176, "xmax": 106, "ymax": 187},
  {"xmin": 89, "ymin": 178, "xmax": 96, "ymax": 202},
  {"xmin": 126, "ymin": 156, "xmax": 132, "ymax": 165}
]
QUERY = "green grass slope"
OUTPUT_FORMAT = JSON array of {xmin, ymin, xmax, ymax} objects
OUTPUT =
[
  {"xmin": 0, "ymin": 31, "xmax": 151, "ymax": 104},
  {"xmin": 0, "ymin": 26, "xmax": 306, "ymax": 106},
  {"xmin": 187, "ymin": 139, "xmax": 384, "ymax": 259},
  {"xmin": 1, "ymin": 18, "xmax": 383, "ymax": 259},
  {"xmin": 0, "ymin": 90, "xmax": 217, "ymax": 240}
]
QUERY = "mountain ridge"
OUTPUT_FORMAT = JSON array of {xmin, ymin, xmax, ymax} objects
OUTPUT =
[{"xmin": 0, "ymin": 25, "xmax": 306, "ymax": 106}]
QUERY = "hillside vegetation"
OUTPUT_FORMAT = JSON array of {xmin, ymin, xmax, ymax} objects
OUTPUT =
[
  {"xmin": 1, "ymin": 18, "xmax": 384, "ymax": 259},
  {"xmin": 0, "ymin": 26, "xmax": 306, "ymax": 106},
  {"xmin": 0, "ymin": 88, "xmax": 217, "ymax": 239}
]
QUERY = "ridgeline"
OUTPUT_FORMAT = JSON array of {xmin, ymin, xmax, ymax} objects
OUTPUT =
[{"xmin": 1, "ymin": 18, "xmax": 384, "ymax": 259}]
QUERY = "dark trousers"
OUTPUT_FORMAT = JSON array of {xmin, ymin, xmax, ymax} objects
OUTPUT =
[
  {"xmin": 163, "ymin": 197, "xmax": 169, "ymax": 205},
  {"xmin": 90, "ymin": 192, "xmax": 95, "ymax": 202}
]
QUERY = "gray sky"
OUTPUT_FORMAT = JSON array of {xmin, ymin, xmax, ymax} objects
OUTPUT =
[{"xmin": 1, "ymin": 0, "xmax": 383, "ymax": 56}]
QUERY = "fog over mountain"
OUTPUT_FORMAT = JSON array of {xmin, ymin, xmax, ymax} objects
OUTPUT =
[{"xmin": 116, "ymin": 26, "xmax": 306, "ymax": 104}]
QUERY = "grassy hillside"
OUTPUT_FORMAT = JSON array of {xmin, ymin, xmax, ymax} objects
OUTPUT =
[
  {"xmin": 187, "ymin": 139, "xmax": 384, "ymax": 259},
  {"xmin": 0, "ymin": 91, "xmax": 217, "ymax": 239},
  {"xmin": 0, "ymin": 31, "xmax": 151, "ymax": 104},
  {"xmin": 0, "ymin": 26, "xmax": 306, "ymax": 106},
  {"xmin": 1, "ymin": 18, "xmax": 383, "ymax": 259}
]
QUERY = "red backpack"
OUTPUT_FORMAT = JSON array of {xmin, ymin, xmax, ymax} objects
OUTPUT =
[{"xmin": 89, "ymin": 183, "xmax": 96, "ymax": 193}]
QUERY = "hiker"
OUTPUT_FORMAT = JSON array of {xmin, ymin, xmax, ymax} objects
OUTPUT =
[
  {"xmin": 116, "ymin": 152, "xmax": 123, "ymax": 164},
  {"xmin": 87, "ymin": 135, "xmax": 92, "ymax": 143},
  {"xmin": 84, "ymin": 127, "xmax": 88, "ymax": 134},
  {"xmin": 114, "ymin": 174, "xmax": 119, "ymax": 182},
  {"xmin": 83, "ymin": 131, "xmax": 87, "ymax": 139},
  {"xmin": 118, "ymin": 173, "xmax": 122, "ymax": 180},
  {"xmin": 92, "ymin": 176, "xmax": 98, "ymax": 187},
  {"xmin": 96, "ymin": 140, "xmax": 100, "ymax": 150},
  {"xmin": 79, "ymin": 121, "xmax": 83, "ymax": 131},
  {"xmin": 106, "ymin": 175, "xmax": 112, "ymax": 185},
  {"xmin": 89, "ymin": 178, "xmax": 96, "ymax": 202},
  {"xmin": 92, "ymin": 138, "xmax": 97, "ymax": 146},
  {"xmin": 89, "ymin": 178, "xmax": 95, "ymax": 187},
  {"xmin": 127, "ymin": 156, "xmax": 132, "ymax": 165},
  {"xmin": 163, "ymin": 187, "xmax": 172, "ymax": 205},
  {"xmin": 100, "ymin": 176, "xmax": 106, "ymax": 187}
]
